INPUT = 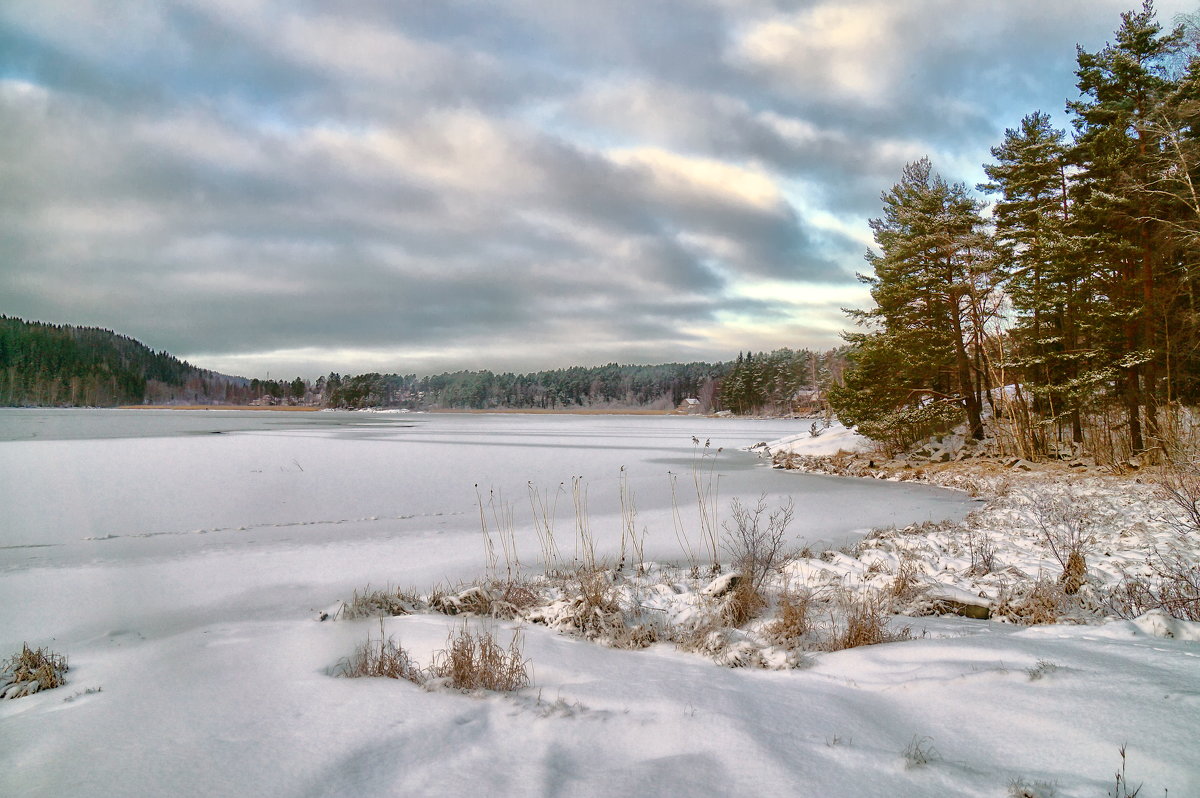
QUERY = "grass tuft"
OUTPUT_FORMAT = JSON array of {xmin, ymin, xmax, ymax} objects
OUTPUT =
[
  {"xmin": 339, "ymin": 586, "xmax": 422, "ymax": 620},
  {"xmin": 765, "ymin": 589, "xmax": 813, "ymax": 646},
  {"xmin": 827, "ymin": 592, "xmax": 909, "ymax": 651},
  {"xmin": 337, "ymin": 624, "xmax": 424, "ymax": 684},
  {"xmin": 428, "ymin": 624, "xmax": 531, "ymax": 692},
  {"xmin": 1, "ymin": 644, "xmax": 69, "ymax": 699},
  {"xmin": 901, "ymin": 735, "xmax": 939, "ymax": 769}
]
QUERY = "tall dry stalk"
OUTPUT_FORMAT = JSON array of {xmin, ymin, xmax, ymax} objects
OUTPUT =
[
  {"xmin": 487, "ymin": 490, "xmax": 521, "ymax": 581},
  {"xmin": 526, "ymin": 481, "xmax": 562, "ymax": 571},
  {"xmin": 618, "ymin": 466, "xmax": 646, "ymax": 574},
  {"xmin": 691, "ymin": 438, "xmax": 722, "ymax": 573},
  {"xmin": 571, "ymin": 476, "xmax": 596, "ymax": 571},
  {"xmin": 668, "ymin": 472, "xmax": 701, "ymax": 574},
  {"xmin": 475, "ymin": 484, "xmax": 498, "ymax": 579}
]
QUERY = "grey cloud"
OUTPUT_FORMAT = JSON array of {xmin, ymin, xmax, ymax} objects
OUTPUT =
[{"xmin": 1, "ymin": 0, "xmax": 1179, "ymax": 376}]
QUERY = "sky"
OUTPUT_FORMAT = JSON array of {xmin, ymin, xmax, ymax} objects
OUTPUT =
[{"xmin": 1, "ymin": 1, "xmax": 1196, "ymax": 380}]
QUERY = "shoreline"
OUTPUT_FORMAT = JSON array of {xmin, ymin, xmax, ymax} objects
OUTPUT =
[
  {"xmin": 118, "ymin": 404, "xmax": 322, "ymax": 412},
  {"xmin": 427, "ymin": 407, "xmax": 679, "ymax": 416}
]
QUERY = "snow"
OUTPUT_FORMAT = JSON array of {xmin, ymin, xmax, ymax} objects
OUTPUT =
[
  {"xmin": 748, "ymin": 419, "xmax": 871, "ymax": 458},
  {"xmin": 1, "ymin": 410, "xmax": 1198, "ymax": 796}
]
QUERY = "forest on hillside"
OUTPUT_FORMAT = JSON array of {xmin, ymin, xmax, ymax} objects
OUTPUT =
[
  {"xmin": 829, "ymin": 3, "xmax": 1200, "ymax": 463},
  {"xmin": 0, "ymin": 315, "xmax": 843, "ymax": 415},
  {"xmin": 0, "ymin": 317, "xmax": 248, "ymax": 407}
]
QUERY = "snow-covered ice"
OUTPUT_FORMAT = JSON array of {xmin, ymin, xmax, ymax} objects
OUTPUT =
[{"xmin": 1, "ymin": 409, "xmax": 1197, "ymax": 796}]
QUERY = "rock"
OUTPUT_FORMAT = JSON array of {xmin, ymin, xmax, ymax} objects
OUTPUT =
[
  {"xmin": 931, "ymin": 598, "xmax": 992, "ymax": 620},
  {"xmin": 1009, "ymin": 458, "xmax": 1034, "ymax": 471},
  {"xmin": 701, "ymin": 572, "xmax": 742, "ymax": 598}
]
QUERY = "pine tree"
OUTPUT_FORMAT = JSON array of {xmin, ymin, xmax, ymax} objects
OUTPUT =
[
  {"xmin": 981, "ymin": 111, "xmax": 1091, "ymax": 447},
  {"xmin": 832, "ymin": 159, "xmax": 998, "ymax": 444},
  {"xmin": 1068, "ymin": 0, "xmax": 1186, "ymax": 452}
]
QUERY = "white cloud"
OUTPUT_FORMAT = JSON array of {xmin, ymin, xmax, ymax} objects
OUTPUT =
[
  {"xmin": 729, "ymin": 3, "xmax": 901, "ymax": 105},
  {"xmin": 608, "ymin": 147, "xmax": 786, "ymax": 213}
]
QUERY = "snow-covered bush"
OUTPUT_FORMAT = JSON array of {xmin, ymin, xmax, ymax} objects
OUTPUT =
[
  {"xmin": 338, "ymin": 586, "xmax": 422, "ymax": 620},
  {"xmin": 1111, "ymin": 552, "xmax": 1200, "ymax": 622}
]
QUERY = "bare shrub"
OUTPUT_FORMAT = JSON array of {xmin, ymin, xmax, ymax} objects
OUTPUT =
[
  {"xmin": 1155, "ymin": 411, "xmax": 1200, "ymax": 534},
  {"xmin": 1110, "ymin": 552, "xmax": 1200, "ymax": 622},
  {"xmin": 339, "ymin": 586, "xmax": 421, "ymax": 620},
  {"xmin": 337, "ymin": 625, "xmax": 424, "ymax": 684},
  {"xmin": 428, "ymin": 625, "xmax": 530, "ymax": 692},
  {"xmin": 722, "ymin": 494, "xmax": 794, "ymax": 596},
  {"xmin": 1, "ymin": 644, "xmax": 68, "ymax": 699},
  {"xmin": 966, "ymin": 531, "xmax": 998, "ymax": 577},
  {"xmin": 1029, "ymin": 492, "xmax": 1093, "ymax": 594}
]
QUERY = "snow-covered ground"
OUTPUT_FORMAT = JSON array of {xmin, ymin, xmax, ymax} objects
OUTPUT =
[{"xmin": 1, "ymin": 410, "xmax": 1197, "ymax": 796}]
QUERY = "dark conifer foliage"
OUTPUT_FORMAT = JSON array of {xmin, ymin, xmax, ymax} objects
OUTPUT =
[
  {"xmin": 832, "ymin": 2, "xmax": 1200, "ymax": 459},
  {"xmin": 0, "ymin": 316, "xmax": 246, "ymax": 406}
]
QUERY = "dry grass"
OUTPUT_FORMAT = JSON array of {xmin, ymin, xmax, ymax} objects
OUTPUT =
[
  {"xmin": 889, "ymin": 554, "xmax": 923, "ymax": 600},
  {"xmin": 996, "ymin": 577, "xmax": 1072, "ymax": 625},
  {"xmin": 428, "ymin": 407, "xmax": 671, "ymax": 416},
  {"xmin": 765, "ymin": 589, "xmax": 814, "ymax": 646},
  {"xmin": 715, "ymin": 577, "xmax": 763, "ymax": 627},
  {"xmin": 339, "ymin": 586, "xmax": 422, "ymax": 620},
  {"xmin": 826, "ymin": 592, "xmax": 909, "ymax": 651},
  {"xmin": 338, "ymin": 626, "xmax": 425, "ymax": 684},
  {"xmin": 339, "ymin": 621, "xmax": 532, "ymax": 694},
  {"xmin": 1, "ymin": 644, "xmax": 69, "ymax": 699},
  {"xmin": 428, "ymin": 625, "xmax": 530, "ymax": 692},
  {"xmin": 901, "ymin": 735, "xmax": 939, "ymax": 769}
]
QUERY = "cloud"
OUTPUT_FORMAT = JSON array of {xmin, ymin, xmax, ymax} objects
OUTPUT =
[{"xmin": 1, "ymin": 0, "xmax": 1193, "ymax": 377}]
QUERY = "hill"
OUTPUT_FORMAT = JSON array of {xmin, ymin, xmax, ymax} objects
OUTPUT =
[{"xmin": 0, "ymin": 316, "xmax": 247, "ymax": 407}]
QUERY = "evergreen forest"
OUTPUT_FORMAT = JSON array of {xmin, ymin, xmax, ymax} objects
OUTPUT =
[
  {"xmin": 0, "ymin": 316, "xmax": 247, "ymax": 407},
  {"xmin": 829, "ymin": 2, "xmax": 1200, "ymax": 462}
]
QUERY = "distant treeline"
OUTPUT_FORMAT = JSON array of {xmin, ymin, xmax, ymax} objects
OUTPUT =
[
  {"xmin": 0, "ymin": 316, "xmax": 248, "ymax": 406},
  {"xmin": 0, "ymin": 315, "xmax": 846, "ymax": 414},
  {"xmin": 324, "ymin": 362, "xmax": 726, "ymax": 410},
  {"xmin": 323, "ymin": 348, "xmax": 848, "ymax": 413}
]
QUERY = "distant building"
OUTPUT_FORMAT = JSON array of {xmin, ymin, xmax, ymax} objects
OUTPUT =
[{"xmin": 676, "ymin": 397, "xmax": 703, "ymax": 414}]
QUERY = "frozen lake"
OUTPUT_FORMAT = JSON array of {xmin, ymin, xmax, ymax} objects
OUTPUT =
[
  {"xmin": 0, "ymin": 408, "xmax": 971, "ymax": 566},
  {"xmin": 6, "ymin": 410, "xmax": 1197, "ymax": 798}
]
